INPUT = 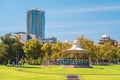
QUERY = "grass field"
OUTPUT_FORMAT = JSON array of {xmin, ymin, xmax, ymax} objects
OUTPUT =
[{"xmin": 0, "ymin": 65, "xmax": 120, "ymax": 80}]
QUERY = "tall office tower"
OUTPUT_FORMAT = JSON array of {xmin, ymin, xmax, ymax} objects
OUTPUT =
[{"xmin": 27, "ymin": 8, "xmax": 45, "ymax": 39}]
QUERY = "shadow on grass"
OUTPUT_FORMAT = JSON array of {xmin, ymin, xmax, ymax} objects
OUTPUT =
[
  {"xmin": 7, "ymin": 65, "xmax": 44, "ymax": 69},
  {"xmin": 92, "ymin": 64, "xmax": 112, "ymax": 70}
]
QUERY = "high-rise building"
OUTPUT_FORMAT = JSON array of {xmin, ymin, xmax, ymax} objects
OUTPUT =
[{"xmin": 27, "ymin": 8, "xmax": 45, "ymax": 39}]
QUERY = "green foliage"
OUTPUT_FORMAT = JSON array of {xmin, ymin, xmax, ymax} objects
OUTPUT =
[
  {"xmin": 0, "ymin": 33, "xmax": 23, "ymax": 64},
  {"xmin": 0, "ymin": 34, "xmax": 119, "ymax": 65},
  {"xmin": 78, "ymin": 36, "xmax": 119, "ymax": 65},
  {"xmin": 51, "ymin": 41, "xmax": 66, "ymax": 59},
  {"xmin": 78, "ymin": 36, "xmax": 94, "ymax": 50},
  {"xmin": 23, "ymin": 39, "xmax": 43, "ymax": 65}
]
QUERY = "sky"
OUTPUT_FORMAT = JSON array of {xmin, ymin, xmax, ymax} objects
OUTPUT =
[{"xmin": 0, "ymin": 0, "xmax": 120, "ymax": 43}]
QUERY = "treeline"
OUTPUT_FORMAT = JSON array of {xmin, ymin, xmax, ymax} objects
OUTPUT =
[{"xmin": 0, "ymin": 33, "xmax": 120, "ymax": 65}]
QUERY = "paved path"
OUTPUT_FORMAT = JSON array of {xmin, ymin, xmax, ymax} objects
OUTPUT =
[{"xmin": 66, "ymin": 75, "xmax": 80, "ymax": 80}]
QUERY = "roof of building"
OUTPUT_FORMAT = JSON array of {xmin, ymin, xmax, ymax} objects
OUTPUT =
[
  {"xmin": 67, "ymin": 40, "xmax": 84, "ymax": 51},
  {"xmin": 63, "ymin": 39, "xmax": 89, "ymax": 54},
  {"xmin": 28, "ymin": 8, "xmax": 45, "ymax": 12},
  {"xmin": 102, "ymin": 34, "xmax": 109, "ymax": 38},
  {"xmin": 13, "ymin": 32, "xmax": 26, "ymax": 34}
]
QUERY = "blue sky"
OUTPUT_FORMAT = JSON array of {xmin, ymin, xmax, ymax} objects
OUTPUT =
[{"xmin": 0, "ymin": 0, "xmax": 120, "ymax": 43}]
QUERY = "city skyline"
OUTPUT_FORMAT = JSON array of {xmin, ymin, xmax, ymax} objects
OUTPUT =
[{"xmin": 0, "ymin": 0, "xmax": 120, "ymax": 43}]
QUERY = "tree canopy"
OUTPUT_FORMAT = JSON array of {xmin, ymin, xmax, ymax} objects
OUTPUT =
[{"xmin": 0, "ymin": 33, "xmax": 120, "ymax": 65}]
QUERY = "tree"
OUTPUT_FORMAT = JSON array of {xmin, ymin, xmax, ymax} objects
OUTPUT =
[
  {"xmin": 78, "ymin": 36, "xmax": 94, "ymax": 64},
  {"xmin": 0, "ymin": 33, "xmax": 23, "ymax": 65},
  {"xmin": 0, "ymin": 43, "xmax": 9, "ymax": 64},
  {"xmin": 117, "ymin": 46, "xmax": 120, "ymax": 64},
  {"xmin": 23, "ymin": 39, "xmax": 43, "ymax": 65},
  {"xmin": 89, "ymin": 44, "xmax": 101, "ymax": 65},
  {"xmin": 42, "ymin": 42, "xmax": 52, "ymax": 64},
  {"xmin": 51, "ymin": 41, "xmax": 68, "ymax": 61},
  {"xmin": 98, "ymin": 42, "xmax": 118, "ymax": 64}
]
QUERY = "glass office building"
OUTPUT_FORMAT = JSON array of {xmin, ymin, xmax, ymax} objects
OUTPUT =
[{"xmin": 27, "ymin": 8, "xmax": 45, "ymax": 39}]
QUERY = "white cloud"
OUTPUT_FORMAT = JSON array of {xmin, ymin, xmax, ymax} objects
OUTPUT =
[
  {"xmin": 46, "ymin": 20, "xmax": 120, "ymax": 28},
  {"xmin": 48, "ymin": 5, "xmax": 120, "ymax": 14},
  {"xmin": 47, "ymin": 30, "xmax": 119, "ymax": 37},
  {"xmin": 47, "ymin": 31, "xmax": 94, "ymax": 35},
  {"xmin": 93, "ymin": 20, "xmax": 120, "ymax": 24}
]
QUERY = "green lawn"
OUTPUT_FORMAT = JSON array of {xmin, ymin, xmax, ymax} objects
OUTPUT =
[{"xmin": 0, "ymin": 65, "xmax": 120, "ymax": 80}]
